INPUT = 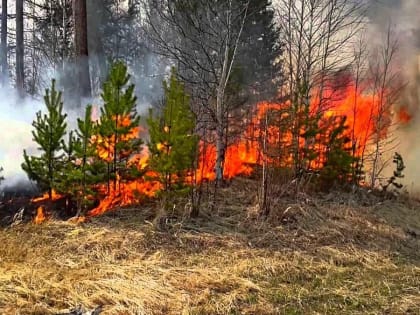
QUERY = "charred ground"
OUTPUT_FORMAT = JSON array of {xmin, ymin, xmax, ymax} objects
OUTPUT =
[{"xmin": 0, "ymin": 177, "xmax": 419, "ymax": 314}]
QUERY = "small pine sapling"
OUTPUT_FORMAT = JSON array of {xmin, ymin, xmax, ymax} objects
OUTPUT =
[
  {"xmin": 147, "ymin": 68, "xmax": 198, "ymax": 193},
  {"xmin": 318, "ymin": 115, "xmax": 357, "ymax": 190},
  {"xmin": 22, "ymin": 79, "xmax": 67, "ymax": 199},
  {"xmin": 59, "ymin": 105, "xmax": 107, "ymax": 216},
  {"xmin": 98, "ymin": 61, "xmax": 143, "ymax": 192}
]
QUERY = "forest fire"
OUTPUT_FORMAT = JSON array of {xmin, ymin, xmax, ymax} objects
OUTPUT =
[
  {"xmin": 94, "ymin": 116, "xmax": 142, "ymax": 162},
  {"xmin": 26, "ymin": 71, "xmax": 405, "ymax": 223},
  {"xmin": 83, "ymin": 79, "xmax": 401, "ymax": 217},
  {"xmin": 88, "ymin": 174, "xmax": 162, "ymax": 217}
]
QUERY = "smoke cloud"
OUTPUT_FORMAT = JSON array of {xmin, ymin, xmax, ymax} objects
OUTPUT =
[
  {"xmin": 366, "ymin": 0, "xmax": 420, "ymax": 192},
  {"xmin": 0, "ymin": 87, "xmax": 43, "ymax": 187}
]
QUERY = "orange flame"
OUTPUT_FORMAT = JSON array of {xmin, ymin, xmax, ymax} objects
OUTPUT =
[
  {"xmin": 89, "ymin": 80, "xmax": 399, "ymax": 215},
  {"xmin": 34, "ymin": 206, "xmax": 46, "ymax": 224},
  {"xmin": 88, "ymin": 170, "xmax": 163, "ymax": 216},
  {"xmin": 94, "ymin": 116, "xmax": 141, "ymax": 162},
  {"xmin": 32, "ymin": 189, "xmax": 63, "ymax": 203}
]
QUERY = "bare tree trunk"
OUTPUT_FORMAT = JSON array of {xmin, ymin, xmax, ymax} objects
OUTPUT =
[
  {"xmin": 214, "ymin": 0, "xmax": 248, "ymax": 184},
  {"xmin": 368, "ymin": 24, "xmax": 401, "ymax": 189},
  {"xmin": 259, "ymin": 113, "xmax": 270, "ymax": 216},
  {"xmin": 1, "ymin": 0, "xmax": 7, "ymax": 85},
  {"xmin": 62, "ymin": 0, "xmax": 67, "ymax": 71},
  {"xmin": 87, "ymin": 0, "xmax": 107, "ymax": 94},
  {"xmin": 16, "ymin": 0, "xmax": 24, "ymax": 95},
  {"xmin": 29, "ymin": 1, "xmax": 37, "ymax": 94},
  {"xmin": 73, "ymin": 0, "xmax": 91, "ymax": 102},
  {"xmin": 214, "ymin": 45, "xmax": 229, "ymax": 183}
]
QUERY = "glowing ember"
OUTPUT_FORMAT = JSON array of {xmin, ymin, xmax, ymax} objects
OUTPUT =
[{"xmin": 34, "ymin": 206, "xmax": 46, "ymax": 224}]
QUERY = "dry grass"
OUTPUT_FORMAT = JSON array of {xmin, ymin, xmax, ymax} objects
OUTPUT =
[{"xmin": 0, "ymin": 178, "xmax": 419, "ymax": 314}]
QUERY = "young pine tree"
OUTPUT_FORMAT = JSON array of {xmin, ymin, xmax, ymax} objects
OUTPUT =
[
  {"xmin": 58, "ymin": 105, "xmax": 107, "ymax": 216},
  {"xmin": 99, "ymin": 61, "xmax": 142, "ymax": 192},
  {"xmin": 318, "ymin": 116, "xmax": 357, "ymax": 190},
  {"xmin": 22, "ymin": 79, "xmax": 67, "ymax": 199},
  {"xmin": 147, "ymin": 68, "xmax": 198, "ymax": 192}
]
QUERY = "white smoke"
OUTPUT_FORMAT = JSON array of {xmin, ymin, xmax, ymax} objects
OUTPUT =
[
  {"xmin": 366, "ymin": 0, "xmax": 420, "ymax": 192},
  {"xmin": 0, "ymin": 86, "xmax": 43, "ymax": 187},
  {"xmin": 0, "ymin": 54, "xmax": 166, "ymax": 190}
]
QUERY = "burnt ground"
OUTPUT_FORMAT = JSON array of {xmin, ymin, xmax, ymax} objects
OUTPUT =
[{"xmin": 0, "ymin": 190, "xmax": 78, "ymax": 227}]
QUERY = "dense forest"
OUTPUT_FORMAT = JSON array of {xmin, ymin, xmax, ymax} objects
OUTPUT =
[{"xmin": 0, "ymin": 1, "xmax": 419, "ymax": 314}]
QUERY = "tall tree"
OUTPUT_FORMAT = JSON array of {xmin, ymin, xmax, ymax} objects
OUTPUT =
[
  {"xmin": 144, "ymin": 0, "xmax": 250, "ymax": 184},
  {"xmin": 16, "ymin": 0, "xmax": 24, "ymax": 94},
  {"xmin": 236, "ymin": 0, "xmax": 282, "ymax": 100},
  {"xmin": 25, "ymin": 0, "xmax": 75, "ymax": 96},
  {"xmin": 1, "ymin": 0, "xmax": 7, "ymax": 85},
  {"xmin": 73, "ymin": 0, "xmax": 91, "ymax": 101},
  {"xmin": 31, "ymin": 0, "xmax": 73, "ymax": 68},
  {"xmin": 87, "ymin": 0, "xmax": 148, "ymax": 96}
]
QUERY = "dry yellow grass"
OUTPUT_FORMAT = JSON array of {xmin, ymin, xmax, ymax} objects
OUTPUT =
[{"xmin": 0, "ymin": 178, "xmax": 419, "ymax": 314}]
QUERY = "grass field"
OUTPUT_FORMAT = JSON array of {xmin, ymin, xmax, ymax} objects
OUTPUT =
[{"xmin": 0, "ymin": 178, "xmax": 419, "ymax": 314}]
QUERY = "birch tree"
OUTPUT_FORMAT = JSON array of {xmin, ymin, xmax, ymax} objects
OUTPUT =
[
  {"xmin": 366, "ymin": 24, "xmax": 403, "ymax": 188},
  {"xmin": 16, "ymin": 0, "xmax": 25, "ymax": 95},
  {"xmin": 143, "ymin": 0, "xmax": 250, "ymax": 184},
  {"xmin": 275, "ymin": 0, "xmax": 366, "ymax": 175},
  {"xmin": 1, "ymin": 0, "xmax": 7, "ymax": 85}
]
